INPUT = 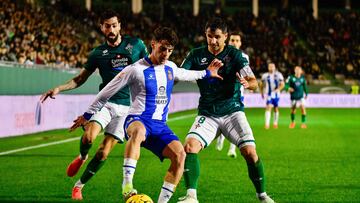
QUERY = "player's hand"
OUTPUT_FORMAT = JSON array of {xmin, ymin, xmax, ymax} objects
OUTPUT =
[
  {"xmin": 40, "ymin": 87, "xmax": 60, "ymax": 103},
  {"xmin": 236, "ymin": 72, "xmax": 249, "ymax": 89},
  {"xmin": 69, "ymin": 115, "xmax": 88, "ymax": 132},
  {"xmin": 207, "ymin": 59, "xmax": 224, "ymax": 80},
  {"xmin": 288, "ymin": 87, "xmax": 294, "ymax": 93},
  {"xmin": 304, "ymin": 95, "xmax": 308, "ymax": 99}
]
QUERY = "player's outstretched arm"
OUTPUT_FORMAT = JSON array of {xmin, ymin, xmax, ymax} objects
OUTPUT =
[
  {"xmin": 237, "ymin": 72, "xmax": 258, "ymax": 90},
  {"xmin": 69, "ymin": 67, "xmax": 133, "ymax": 132},
  {"xmin": 40, "ymin": 69, "xmax": 93, "ymax": 103},
  {"xmin": 259, "ymin": 80, "xmax": 265, "ymax": 99},
  {"xmin": 175, "ymin": 58, "xmax": 223, "ymax": 81}
]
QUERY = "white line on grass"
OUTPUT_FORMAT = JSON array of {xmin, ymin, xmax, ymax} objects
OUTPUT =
[{"xmin": 0, "ymin": 113, "xmax": 197, "ymax": 156}]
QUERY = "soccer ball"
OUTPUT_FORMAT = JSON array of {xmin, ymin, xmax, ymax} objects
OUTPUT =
[{"xmin": 126, "ymin": 194, "xmax": 154, "ymax": 203}]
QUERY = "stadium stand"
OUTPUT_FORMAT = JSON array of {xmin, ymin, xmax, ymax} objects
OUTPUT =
[{"xmin": 0, "ymin": 0, "xmax": 359, "ymax": 83}]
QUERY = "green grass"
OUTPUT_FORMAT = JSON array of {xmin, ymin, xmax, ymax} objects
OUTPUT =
[{"xmin": 0, "ymin": 108, "xmax": 359, "ymax": 203}]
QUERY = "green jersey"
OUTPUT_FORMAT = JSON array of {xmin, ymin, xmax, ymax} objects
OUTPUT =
[
  {"xmin": 285, "ymin": 75, "xmax": 308, "ymax": 100},
  {"xmin": 84, "ymin": 35, "xmax": 148, "ymax": 105},
  {"xmin": 181, "ymin": 45, "xmax": 251, "ymax": 117}
]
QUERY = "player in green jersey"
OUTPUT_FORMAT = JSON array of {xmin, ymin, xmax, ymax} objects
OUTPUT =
[
  {"xmin": 177, "ymin": 18, "xmax": 274, "ymax": 203},
  {"xmin": 215, "ymin": 32, "xmax": 248, "ymax": 158},
  {"xmin": 285, "ymin": 66, "xmax": 308, "ymax": 129},
  {"xmin": 40, "ymin": 10, "xmax": 148, "ymax": 200}
]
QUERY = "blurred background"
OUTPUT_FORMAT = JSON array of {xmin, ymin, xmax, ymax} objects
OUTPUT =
[{"xmin": 1, "ymin": 0, "xmax": 359, "ymax": 93}]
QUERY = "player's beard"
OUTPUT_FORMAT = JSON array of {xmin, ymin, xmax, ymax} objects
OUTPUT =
[{"xmin": 106, "ymin": 33, "xmax": 119, "ymax": 44}]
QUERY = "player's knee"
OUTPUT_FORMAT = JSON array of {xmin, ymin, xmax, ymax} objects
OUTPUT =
[
  {"xmin": 82, "ymin": 131, "xmax": 95, "ymax": 144},
  {"xmin": 128, "ymin": 132, "xmax": 145, "ymax": 144},
  {"xmin": 95, "ymin": 148, "xmax": 108, "ymax": 160},
  {"xmin": 184, "ymin": 139, "xmax": 201, "ymax": 153},
  {"xmin": 240, "ymin": 147, "xmax": 258, "ymax": 163},
  {"xmin": 173, "ymin": 149, "xmax": 186, "ymax": 167}
]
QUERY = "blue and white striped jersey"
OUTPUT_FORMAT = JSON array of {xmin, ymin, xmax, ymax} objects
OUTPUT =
[
  {"xmin": 261, "ymin": 71, "xmax": 284, "ymax": 97},
  {"xmin": 86, "ymin": 57, "xmax": 209, "ymax": 122}
]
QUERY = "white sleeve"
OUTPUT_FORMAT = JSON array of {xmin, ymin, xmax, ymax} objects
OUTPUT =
[
  {"xmin": 261, "ymin": 73, "xmax": 267, "ymax": 82},
  {"xmin": 278, "ymin": 72, "xmax": 284, "ymax": 81},
  {"xmin": 173, "ymin": 65, "xmax": 209, "ymax": 81},
  {"xmin": 86, "ymin": 65, "xmax": 135, "ymax": 114},
  {"xmin": 240, "ymin": 65, "xmax": 255, "ymax": 78}
]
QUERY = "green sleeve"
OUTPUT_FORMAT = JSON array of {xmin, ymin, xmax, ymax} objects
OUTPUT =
[
  {"xmin": 180, "ymin": 51, "xmax": 194, "ymax": 70},
  {"xmin": 138, "ymin": 39, "xmax": 149, "ymax": 58},
  {"xmin": 235, "ymin": 51, "xmax": 250, "ymax": 72},
  {"xmin": 303, "ymin": 78, "xmax": 308, "ymax": 96},
  {"xmin": 284, "ymin": 76, "xmax": 291, "ymax": 91},
  {"xmin": 83, "ymin": 49, "xmax": 97, "ymax": 72}
]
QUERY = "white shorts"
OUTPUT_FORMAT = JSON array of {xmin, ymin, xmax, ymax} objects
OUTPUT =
[
  {"xmin": 291, "ymin": 98, "xmax": 306, "ymax": 108},
  {"xmin": 90, "ymin": 102, "xmax": 129, "ymax": 142},
  {"xmin": 186, "ymin": 111, "xmax": 255, "ymax": 149}
]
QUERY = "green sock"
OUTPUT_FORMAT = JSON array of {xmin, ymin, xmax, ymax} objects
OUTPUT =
[
  {"xmin": 291, "ymin": 113, "xmax": 295, "ymax": 122},
  {"xmin": 247, "ymin": 158, "xmax": 266, "ymax": 193},
  {"xmin": 80, "ymin": 135, "xmax": 92, "ymax": 158},
  {"xmin": 301, "ymin": 114, "xmax": 306, "ymax": 123},
  {"xmin": 80, "ymin": 156, "xmax": 106, "ymax": 184},
  {"xmin": 184, "ymin": 153, "xmax": 200, "ymax": 189}
]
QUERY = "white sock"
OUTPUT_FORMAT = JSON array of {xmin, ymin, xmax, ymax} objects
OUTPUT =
[
  {"xmin": 257, "ymin": 192, "xmax": 268, "ymax": 199},
  {"xmin": 79, "ymin": 154, "xmax": 88, "ymax": 160},
  {"xmin": 228, "ymin": 143, "xmax": 236, "ymax": 153},
  {"xmin": 274, "ymin": 111, "xmax": 279, "ymax": 125},
  {"xmin": 74, "ymin": 180, "xmax": 84, "ymax": 189},
  {"xmin": 265, "ymin": 111, "xmax": 271, "ymax": 127},
  {"xmin": 216, "ymin": 135, "xmax": 225, "ymax": 149},
  {"xmin": 158, "ymin": 181, "xmax": 175, "ymax": 203},
  {"xmin": 122, "ymin": 158, "xmax": 137, "ymax": 188},
  {"xmin": 187, "ymin": 188, "xmax": 197, "ymax": 199}
]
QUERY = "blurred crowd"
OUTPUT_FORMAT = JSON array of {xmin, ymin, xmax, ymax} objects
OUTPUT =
[{"xmin": 0, "ymin": 0, "xmax": 359, "ymax": 80}]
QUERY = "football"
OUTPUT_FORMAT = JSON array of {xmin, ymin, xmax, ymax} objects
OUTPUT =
[{"xmin": 126, "ymin": 194, "xmax": 154, "ymax": 203}]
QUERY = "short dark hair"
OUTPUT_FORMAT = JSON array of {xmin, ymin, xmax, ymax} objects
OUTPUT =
[
  {"xmin": 100, "ymin": 9, "xmax": 120, "ymax": 24},
  {"xmin": 229, "ymin": 31, "xmax": 242, "ymax": 37},
  {"xmin": 205, "ymin": 18, "xmax": 228, "ymax": 33},
  {"xmin": 153, "ymin": 27, "xmax": 179, "ymax": 46}
]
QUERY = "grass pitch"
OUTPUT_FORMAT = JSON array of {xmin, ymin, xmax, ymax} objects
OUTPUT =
[{"xmin": 0, "ymin": 108, "xmax": 359, "ymax": 203}]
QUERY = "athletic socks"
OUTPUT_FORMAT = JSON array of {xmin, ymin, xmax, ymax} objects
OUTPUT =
[
  {"xmin": 79, "ymin": 135, "xmax": 92, "ymax": 159},
  {"xmin": 302, "ymin": 114, "xmax": 306, "ymax": 123},
  {"xmin": 122, "ymin": 158, "xmax": 137, "ymax": 189},
  {"xmin": 158, "ymin": 181, "xmax": 175, "ymax": 203},
  {"xmin": 79, "ymin": 156, "xmax": 105, "ymax": 184},
  {"xmin": 265, "ymin": 111, "xmax": 271, "ymax": 127},
  {"xmin": 247, "ymin": 158, "xmax": 266, "ymax": 194},
  {"xmin": 184, "ymin": 153, "xmax": 200, "ymax": 190},
  {"xmin": 291, "ymin": 113, "xmax": 295, "ymax": 122},
  {"xmin": 273, "ymin": 111, "xmax": 279, "ymax": 125}
]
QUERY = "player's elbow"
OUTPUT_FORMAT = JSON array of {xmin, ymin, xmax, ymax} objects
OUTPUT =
[{"xmin": 249, "ymin": 80, "xmax": 258, "ymax": 91}]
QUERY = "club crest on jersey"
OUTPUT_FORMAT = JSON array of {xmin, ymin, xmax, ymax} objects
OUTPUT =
[
  {"xmin": 224, "ymin": 55, "xmax": 231, "ymax": 63},
  {"xmin": 125, "ymin": 43, "xmax": 133, "ymax": 54},
  {"xmin": 102, "ymin": 49, "xmax": 109, "ymax": 56},
  {"xmin": 167, "ymin": 70, "xmax": 173, "ymax": 80}
]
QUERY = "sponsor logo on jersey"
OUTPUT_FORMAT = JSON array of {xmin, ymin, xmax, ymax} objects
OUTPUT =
[
  {"xmin": 156, "ymin": 86, "xmax": 168, "ymax": 104},
  {"xmin": 200, "ymin": 57, "xmax": 208, "ymax": 65},
  {"xmin": 167, "ymin": 70, "xmax": 173, "ymax": 80},
  {"xmin": 111, "ymin": 55, "xmax": 131, "ymax": 70},
  {"xmin": 148, "ymin": 73, "xmax": 155, "ymax": 80},
  {"xmin": 102, "ymin": 49, "xmax": 109, "ymax": 56}
]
